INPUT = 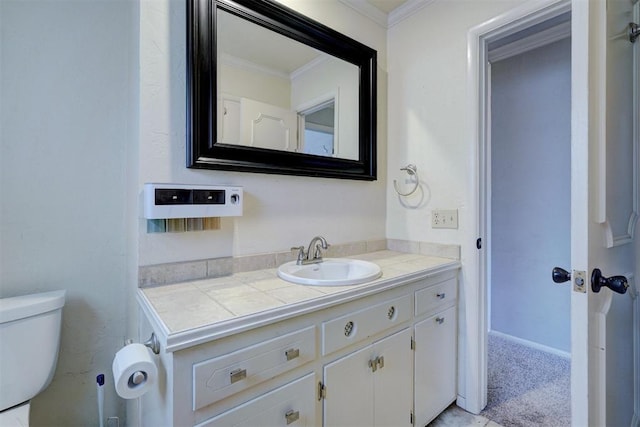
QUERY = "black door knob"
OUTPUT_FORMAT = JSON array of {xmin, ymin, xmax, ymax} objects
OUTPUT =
[
  {"xmin": 552, "ymin": 267, "xmax": 571, "ymax": 283},
  {"xmin": 591, "ymin": 268, "xmax": 628, "ymax": 294}
]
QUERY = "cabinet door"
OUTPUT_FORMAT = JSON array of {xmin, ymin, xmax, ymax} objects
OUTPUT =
[
  {"xmin": 323, "ymin": 345, "xmax": 375, "ymax": 427},
  {"xmin": 414, "ymin": 306, "xmax": 457, "ymax": 426},
  {"xmin": 373, "ymin": 328, "xmax": 413, "ymax": 427}
]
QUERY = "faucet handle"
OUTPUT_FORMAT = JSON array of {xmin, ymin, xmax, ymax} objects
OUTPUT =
[
  {"xmin": 312, "ymin": 245, "xmax": 325, "ymax": 259},
  {"xmin": 291, "ymin": 246, "xmax": 306, "ymax": 264}
]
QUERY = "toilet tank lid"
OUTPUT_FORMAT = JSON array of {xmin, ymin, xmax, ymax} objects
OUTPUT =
[{"xmin": 0, "ymin": 290, "xmax": 66, "ymax": 324}]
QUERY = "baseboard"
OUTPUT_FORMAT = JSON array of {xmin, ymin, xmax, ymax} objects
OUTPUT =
[{"xmin": 488, "ymin": 330, "xmax": 571, "ymax": 359}]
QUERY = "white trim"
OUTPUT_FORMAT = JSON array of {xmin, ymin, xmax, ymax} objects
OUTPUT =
[
  {"xmin": 466, "ymin": 0, "xmax": 579, "ymax": 418},
  {"xmin": 633, "ymin": 0, "xmax": 640, "ymax": 245},
  {"xmin": 338, "ymin": 0, "xmax": 433, "ymax": 28},
  {"xmin": 570, "ymin": 2, "xmax": 598, "ymax": 426},
  {"xmin": 388, "ymin": 0, "xmax": 435, "ymax": 28},
  {"xmin": 634, "ymin": 302, "xmax": 640, "ymax": 427},
  {"xmin": 295, "ymin": 90, "xmax": 340, "ymax": 156},
  {"xmin": 631, "ymin": 273, "xmax": 640, "ymax": 427},
  {"xmin": 488, "ymin": 330, "xmax": 571, "ymax": 359},
  {"xmin": 220, "ymin": 53, "xmax": 289, "ymax": 80},
  {"xmin": 591, "ymin": 288, "xmax": 613, "ymax": 427},
  {"xmin": 337, "ymin": 0, "xmax": 388, "ymax": 27},
  {"xmin": 488, "ymin": 20, "xmax": 571, "ymax": 63},
  {"xmin": 290, "ymin": 55, "xmax": 330, "ymax": 81}
]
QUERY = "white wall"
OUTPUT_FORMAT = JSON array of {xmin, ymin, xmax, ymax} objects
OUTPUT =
[
  {"xmin": 220, "ymin": 62, "xmax": 291, "ymax": 109},
  {"xmin": 0, "ymin": 2, "xmax": 384, "ymax": 424},
  {"xmin": 0, "ymin": 1, "xmax": 137, "ymax": 425},
  {"xmin": 490, "ymin": 39, "xmax": 571, "ymax": 352},
  {"xmin": 138, "ymin": 0, "xmax": 388, "ymax": 267},
  {"xmin": 386, "ymin": 0, "xmax": 526, "ymax": 404}
]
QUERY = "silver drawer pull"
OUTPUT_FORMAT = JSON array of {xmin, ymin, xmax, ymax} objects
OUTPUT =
[
  {"xmin": 368, "ymin": 358, "xmax": 378, "ymax": 372},
  {"xmin": 229, "ymin": 368, "xmax": 247, "ymax": 384},
  {"xmin": 436, "ymin": 292, "xmax": 446, "ymax": 299},
  {"xmin": 387, "ymin": 305, "xmax": 396, "ymax": 320},
  {"xmin": 344, "ymin": 321, "xmax": 355, "ymax": 337},
  {"xmin": 285, "ymin": 410, "xmax": 300, "ymax": 425},
  {"xmin": 285, "ymin": 348, "xmax": 300, "ymax": 361},
  {"xmin": 436, "ymin": 316, "xmax": 445, "ymax": 325},
  {"xmin": 376, "ymin": 355, "xmax": 384, "ymax": 369}
]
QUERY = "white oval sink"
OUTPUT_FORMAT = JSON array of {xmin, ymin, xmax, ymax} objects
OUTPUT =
[{"xmin": 277, "ymin": 258, "xmax": 382, "ymax": 286}]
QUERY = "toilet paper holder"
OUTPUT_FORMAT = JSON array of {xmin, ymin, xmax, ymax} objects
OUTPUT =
[{"xmin": 125, "ymin": 332, "xmax": 160, "ymax": 355}]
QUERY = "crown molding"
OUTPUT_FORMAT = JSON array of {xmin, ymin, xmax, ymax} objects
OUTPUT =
[
  {"xmin": 290, "ymin": 55, "xmax": 329, "ymax": 80},
  {"xmin": 339, "ymin": 0, "xmax": 434, "ymax": 28},
  {"xmin": 338, "ymin": 0, "xmax": 388, "ymax": 27},
  {"xmin": 220, "ymin": 53, "xmax": 290, "ymax": 80},
  {"xmin": 388, "ymin": 0, "xmax": 434, "ymax": 27}
]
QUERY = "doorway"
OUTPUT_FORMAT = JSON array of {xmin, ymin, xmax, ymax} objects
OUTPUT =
[
  {"xmin": 467, "ymin": 0, "xmax": 636, "ymax": 423},
  {"xmin": 481, "ymin": 30, "xmax": 572, "ymax": 426}
]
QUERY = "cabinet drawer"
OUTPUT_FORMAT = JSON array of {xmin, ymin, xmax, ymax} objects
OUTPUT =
[
  {"xmin": 322, "ymin": 295, "xmax": 411, "ymax": 356},
  {"xmin": 193, "ymin": 326, "xmax": 315, "ymax": 410},
  {"xmin": 415, "ymin": 278, "xmax": 457, "ymax": 317},
  {"xmin": 196, "ymin": 373, "xmax": 316, "ymax": 427}
]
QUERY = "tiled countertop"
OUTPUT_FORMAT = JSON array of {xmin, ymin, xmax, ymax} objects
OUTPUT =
[{"xmin": 138, "ymin": 250, "xmax": 460, "ymax": 352}]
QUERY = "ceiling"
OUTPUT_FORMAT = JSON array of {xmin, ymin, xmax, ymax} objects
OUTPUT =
[
  {"xmin": 366, "ymin": 0, "xmax": 409, "ymax": 14},
  {"xmin": 341, "ymin": 0, "xmax": 426, "ymax": 28}
]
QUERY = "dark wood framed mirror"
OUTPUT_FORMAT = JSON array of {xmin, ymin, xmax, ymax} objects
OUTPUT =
[{"xmin": 186, "ymin": 0, "xmax": 377, "ymax": 180}]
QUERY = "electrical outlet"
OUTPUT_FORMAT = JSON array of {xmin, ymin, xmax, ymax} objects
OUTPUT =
[{"xmin": 432, "ymin": 209, "xmax": 458, "ymax": 229}]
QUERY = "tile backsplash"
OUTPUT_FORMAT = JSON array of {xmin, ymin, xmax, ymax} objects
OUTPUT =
[{"xmin": 138, "ymin": 239, "xmax": 459, "ymax": 287}]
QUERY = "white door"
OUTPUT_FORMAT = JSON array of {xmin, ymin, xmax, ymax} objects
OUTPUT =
[
  {"xmin": 571, "ymin": 0, "xmax": 637, "ymax": 425},
  {"xmin": 240, "ymin": 98, "xmax": 297, "ymax": 151}
]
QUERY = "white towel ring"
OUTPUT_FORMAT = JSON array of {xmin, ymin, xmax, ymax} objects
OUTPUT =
[{"xmin": 393, "ymin": 164, "xmax": 419, "ymax": 196}]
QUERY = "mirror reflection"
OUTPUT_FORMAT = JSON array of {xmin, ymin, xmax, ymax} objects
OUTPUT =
[{"xmin": 216, "ymin": 9, "xmax": 359, "ymax": 160}]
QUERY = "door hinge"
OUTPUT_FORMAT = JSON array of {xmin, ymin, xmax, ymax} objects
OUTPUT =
[
  {"xmin": 317, "ymin": 381, "xmax": 326, "ymax": 400},
  {"xmin": 410, "ymin": 337, "xmax": 415, "ymax": 350},
  {"xmin": 410, "ymin": 410, "xmax": 414, "ymax": 424}
]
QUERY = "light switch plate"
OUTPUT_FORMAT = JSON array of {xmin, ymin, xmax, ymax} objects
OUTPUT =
[{"xmin": 432, "ymin": 209, "xmax": 458, "ymax": 229}]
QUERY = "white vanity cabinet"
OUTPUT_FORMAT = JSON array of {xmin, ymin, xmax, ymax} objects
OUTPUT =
[
  {"xmin": 137, "ymin": 259, "xmax": 459, "ymax": 427},
  {"xmin": 323, "ymin": 328, "xmax": 413, "ymax": 427}
]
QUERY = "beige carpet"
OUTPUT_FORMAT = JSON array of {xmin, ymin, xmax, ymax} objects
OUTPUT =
[{"xmin": 480, "ymin": 334, "xmax": 571, "ymax": 426}]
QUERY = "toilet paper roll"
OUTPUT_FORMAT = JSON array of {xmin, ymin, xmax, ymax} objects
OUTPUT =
[{"xmin": 112, "ymin": 343, "xmax": 158, "ymax": 399}]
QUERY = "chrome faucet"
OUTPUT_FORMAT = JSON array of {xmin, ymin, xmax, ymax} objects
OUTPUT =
[
  {"xmin": 291, "ymin": 236, "xmax": 330, "ymax": 265},
  {"xmin": 307, "ymin": 236, "xmax": 329, "ymax": 262}
]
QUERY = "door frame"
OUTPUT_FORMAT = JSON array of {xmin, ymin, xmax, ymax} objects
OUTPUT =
[{"xmin": 465, "ymin": 0, "xmax": 600, "ymax": 423}]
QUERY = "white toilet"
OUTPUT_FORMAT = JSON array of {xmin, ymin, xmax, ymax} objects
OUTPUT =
[{"xmin": 0, "ymin": 290, "xmax": 66, "ymax": 426}]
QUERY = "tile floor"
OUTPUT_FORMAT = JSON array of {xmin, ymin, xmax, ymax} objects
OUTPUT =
[{"xmin": 428, "ymin": 404, "xmax": 503, "ymax": 427}]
